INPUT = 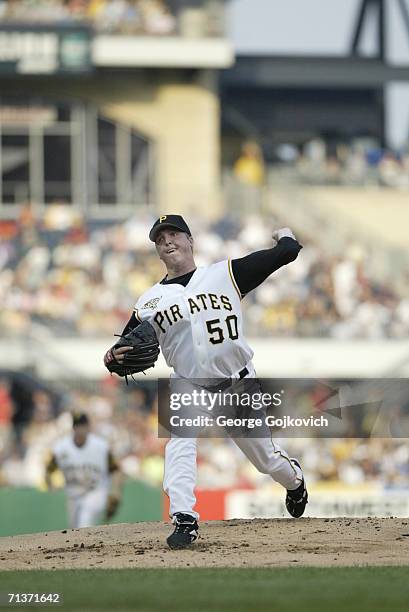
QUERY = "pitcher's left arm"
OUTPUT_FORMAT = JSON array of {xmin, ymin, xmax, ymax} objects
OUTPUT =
[{"xmin": 231, "ymin": 228, "xmax": 302, "ymax": 297}]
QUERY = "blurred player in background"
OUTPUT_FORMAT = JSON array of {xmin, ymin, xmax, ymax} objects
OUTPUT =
[{"xmin": 45, "ymin": 412, "xmax": 123, "ymax": 529}]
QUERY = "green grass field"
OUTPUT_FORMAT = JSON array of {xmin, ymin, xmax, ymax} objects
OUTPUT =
[{"xmin": 0, "ymin": 567, "xmax": 408, "ymax": 611}]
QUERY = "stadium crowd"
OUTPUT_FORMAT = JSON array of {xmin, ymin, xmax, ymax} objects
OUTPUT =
[
  {"xmin": 274, "ymin": 139, "xmax": 409, "ymax": 189},
  {"xmin": 0, "ymin": 376, "xmax": 408, "ymax": 491},
  {"xmin": 0, "ymin": 0, "xmax": 178, "ymax": 35},
  {"xmin": 0, "ymin": 204, "xmax": 408, "ymax": 340}
]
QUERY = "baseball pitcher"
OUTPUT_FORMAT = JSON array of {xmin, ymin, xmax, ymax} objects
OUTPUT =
[{"xmin": 104, "ymin": 215, "xmax": 308, "ymax": 548}]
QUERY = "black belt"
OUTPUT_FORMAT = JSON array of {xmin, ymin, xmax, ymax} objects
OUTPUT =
[{"xmin": 205, "ymin": 367, "xmax": 249, "ymax": 393}]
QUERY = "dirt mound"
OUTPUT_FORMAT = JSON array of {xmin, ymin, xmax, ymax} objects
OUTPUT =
[{"xmin": 1, "ymin": 518, "xmax": 408, "ymax": 570}]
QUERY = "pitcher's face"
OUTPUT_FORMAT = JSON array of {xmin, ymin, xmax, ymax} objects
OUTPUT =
[{"xmin": 155, "ymin": 228, "xmax": 193, "ymax": 268}]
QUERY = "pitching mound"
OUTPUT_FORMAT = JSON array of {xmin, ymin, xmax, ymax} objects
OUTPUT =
[{"xmin": 1, "ymin": 518, "xmax": 408, "ymax": 571}]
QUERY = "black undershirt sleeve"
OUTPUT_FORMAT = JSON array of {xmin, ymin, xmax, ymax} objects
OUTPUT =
[
  {"xmin": 121, "ymin": 311, "xmax": 141, "ymax": 335},
  {"xmin": 231, "ymin": 237, "xmax": 303, "ymax": 297}
]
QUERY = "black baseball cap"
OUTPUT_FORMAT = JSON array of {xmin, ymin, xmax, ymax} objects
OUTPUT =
[
  {"xmin": 149, "ymin": 215, "xmax": 191, "ymax": 242},
  {"xmin": 72, "ymin": 412, "xmax": 89, "ymax": 427}
]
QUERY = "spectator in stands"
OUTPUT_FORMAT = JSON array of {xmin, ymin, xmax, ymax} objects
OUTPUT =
[
  {"xmin": 233, "ymin": 141, "xmax": 265, "ymax": 213},
  {"xmin": 0, "ymin": 0, "xmax": 178, "ymax": 36},
  {"xmin": 0, "ymin": 207, "xmax": 408, "ymax": 340},
  {"xmin": 141, "ymin": 0, "xmax": 176, "ymax": 34},
  {"xmin": 234, "ymin": 141, "xmax": 265, "ymax": 187},
  {"xmin": 1, "ymin": 367, "xmax": 409, "ymax": 493}
]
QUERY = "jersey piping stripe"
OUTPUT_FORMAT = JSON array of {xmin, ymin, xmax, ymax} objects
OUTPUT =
[
  {"xmin": 270, "ymin": 434, "xmax": 300, "ymax": 483},
  {"xmin": 134, "ymin": 308, "xmax": 142, "ymax": 322},
  {"xmin": 228, "ymin": 258, "xmax": 242, "ymax": 300}
]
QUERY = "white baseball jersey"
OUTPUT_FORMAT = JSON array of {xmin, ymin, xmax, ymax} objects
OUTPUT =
[
  {"xmin": 52, "ymin": 433, "xmax": 111, "ymax": 498},
  {"xmin": 134, "ymin": 260, "xmax": 254, "ymax": 378}
]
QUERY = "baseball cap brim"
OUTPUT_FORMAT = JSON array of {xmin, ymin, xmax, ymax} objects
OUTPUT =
[{"xmin": 149, "ymin": 223, "xmax": 190, "ymax": 242}]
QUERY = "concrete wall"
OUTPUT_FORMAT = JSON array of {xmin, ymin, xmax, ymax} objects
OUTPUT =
[
  {"xmin": 2, "ymin": 338, "xmax": 409, "ymax": 379},
  {"xmin": 91, "ymin": 70, "xmax": 221, "ymax": 216},
  {"xmin": 3, "ymin": 69, "xmax": 222, "ymax": 216}
]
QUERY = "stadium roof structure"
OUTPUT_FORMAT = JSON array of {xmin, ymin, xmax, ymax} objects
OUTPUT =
[
  {"xmin": 222, "ymin": 55, "xmax": 409, "ymax": 89},
  {"xmin": 225, "ymin": 0, "xmax": 409, "ymax": 88}
]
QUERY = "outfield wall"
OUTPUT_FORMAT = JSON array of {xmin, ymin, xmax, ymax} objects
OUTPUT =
[
  {"xmin": 0, "ymin": 480, "xmax": 162, "ymax": 537},
  {"xmin": 3, "ymin": 481, "xmax": 408, "ymax": 537},
  {"xmin": 163, "ymin": 486, "xmax": 409, "ymax": 521}
]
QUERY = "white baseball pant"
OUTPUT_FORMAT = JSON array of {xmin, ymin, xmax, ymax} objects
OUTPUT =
[
  {"xmin": 66, "ymin": 488, "xmax": 108, "ymax": 528},
  {"xmin": 163, "ymin": 370, "xmax": 303, "ymax": 519}
]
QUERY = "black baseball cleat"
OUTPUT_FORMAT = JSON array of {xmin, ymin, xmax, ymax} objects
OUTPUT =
[
  {"xmin": 167, "ymin": 513, "xmax": 199, "ymax": 549},
  {"xmin": 285, "ymin": 459, "xmax": 308, "ymax": 518}
]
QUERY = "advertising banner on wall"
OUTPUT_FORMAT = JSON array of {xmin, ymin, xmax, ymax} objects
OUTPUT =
[
  {"xmin": 0, "ymin": 24, "xmax": 93, "ymax": 75},
  {"xmin": 225, "ymin": 486, "xmax": 409, "ymax": 519},
  {"xmin": 163, "ymin": 485, "xmax": 409, "ymax": 521}
]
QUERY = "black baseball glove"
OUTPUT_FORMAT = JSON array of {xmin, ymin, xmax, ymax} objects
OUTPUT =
[{"xmin": 104, "ymin": 321, "xmax": 160, "ymax": 381}]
